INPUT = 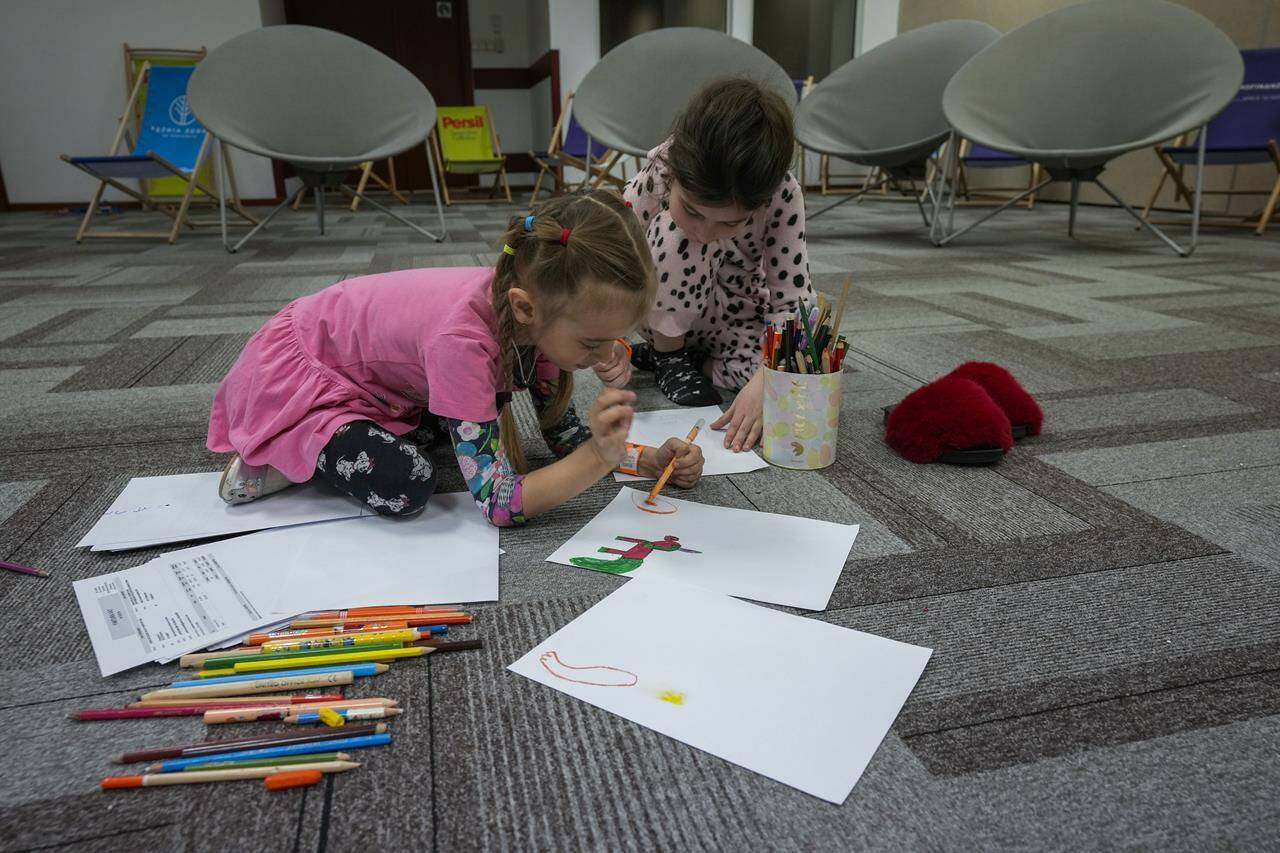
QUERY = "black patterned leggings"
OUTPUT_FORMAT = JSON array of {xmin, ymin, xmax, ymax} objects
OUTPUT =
[{"xmin": 315, "ymin": 421, "xmax": 438, "ymax": 517}]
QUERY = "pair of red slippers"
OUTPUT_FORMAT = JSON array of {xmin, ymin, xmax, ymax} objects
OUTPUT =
[{"xmin": 883, "ymin": 362, "xmax": 1043, "ymax": 465}]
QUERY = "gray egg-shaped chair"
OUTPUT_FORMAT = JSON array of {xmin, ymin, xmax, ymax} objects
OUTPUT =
[
  {"xmin": 934, "ymin": 0, "xmax": 1244, "ymax": 255},
  {"xmin": 188, "ymin": 25, "xmax": 446, "ymax": 252},
  {"xmin": 572, "ymin": 27, "xmax": 795, "ymax": 185},
  {"xmin": 795, "ymin": 20, "xmax": 1000, "ymax": 223}
]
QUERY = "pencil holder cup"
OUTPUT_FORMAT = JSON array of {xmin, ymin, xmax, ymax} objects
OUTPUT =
[{"xmin": 762, "ymin": 366, "xmax": 842, "ymax": 470}]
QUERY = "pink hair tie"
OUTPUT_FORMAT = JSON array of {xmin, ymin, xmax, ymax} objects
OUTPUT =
[{"xmin": 559, "ymin": 227, "xmax": 572, "ymax": 245}]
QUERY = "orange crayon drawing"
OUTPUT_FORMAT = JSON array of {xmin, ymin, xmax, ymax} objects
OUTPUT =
[{"xmin": 539, "ymin": 650, "xmax": 638, "ymax": 687}]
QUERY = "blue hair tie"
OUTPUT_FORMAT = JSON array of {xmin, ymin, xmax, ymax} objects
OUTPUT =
[{"xmin": 523, "ymin": 215, "xmax": 535, "ymax": 232}]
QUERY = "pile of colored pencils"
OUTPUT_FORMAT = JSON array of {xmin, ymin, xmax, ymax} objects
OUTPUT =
[
  {"xmin": 762, "ymin": 277, "xmax": 852, "ymax": 375},
  {"xmin": 74, "ymin": 604, "xmax": 480, "ymax": 792}
]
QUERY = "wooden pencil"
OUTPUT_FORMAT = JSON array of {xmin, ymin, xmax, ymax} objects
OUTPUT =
[
  {"xmin": 139, "ymin": 670, "xmax": 360, "ymax": 701},
  {"xmin": 101, "ymin": 760, "xmax": 358, "ymax": 788},
  {"xmin": 131, "ymin": 693, "xmax": 343, "ymax": 708},
  {"xmin": 831, "ymin": 275, "xmax": 852, "ymax": 337},
  {"xmin": 203, "ymin": 698, "xmax": 396, "ymax": 725}
]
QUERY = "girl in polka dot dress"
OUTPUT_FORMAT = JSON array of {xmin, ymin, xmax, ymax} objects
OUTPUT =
[{"xmin": 618, "ymin": 78, "xmax": 814, "ymax": 452}]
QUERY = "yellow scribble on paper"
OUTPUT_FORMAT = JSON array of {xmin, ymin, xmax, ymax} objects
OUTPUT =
[{"xmin": 658, "ymin": 690, "xmax": 686, "ymax": 706}]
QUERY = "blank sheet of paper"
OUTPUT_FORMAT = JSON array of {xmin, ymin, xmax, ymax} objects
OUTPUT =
[
  {"xmin": 613, "ymin": 406, "xmax": 767, "ymax": 481},
  {"xmin": 509, "ymin": 575, "xmax": 932, "ymax": 804},
  {"xmin": 78, "ymin": 472, "xmax": 366, "ymax": 551}
]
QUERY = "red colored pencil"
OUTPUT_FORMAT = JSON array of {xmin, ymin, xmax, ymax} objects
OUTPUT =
[{"xmin": 72, "ymin": 707, "xmax": 213, "ymax": 721}]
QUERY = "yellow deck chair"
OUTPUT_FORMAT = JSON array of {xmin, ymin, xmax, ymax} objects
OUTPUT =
[{"xmin": 431, "ymin": 105, "xmax": 513, "ymax": 205}]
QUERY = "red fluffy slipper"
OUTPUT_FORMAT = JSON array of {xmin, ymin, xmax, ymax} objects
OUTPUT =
[
  {"xmin": 884, "ymin": 376, "xmax": 1013, "ymax": 465},
  {"xmin": 945, "ymin": 362, "xmax": 1043, "ymax": 439}
]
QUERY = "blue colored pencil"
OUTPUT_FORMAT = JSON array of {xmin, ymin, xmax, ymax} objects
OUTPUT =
[
  {"xmin": 169, "ymin": 662, "xmax": 385, "ymax": 688},
  {"xmin": 155, "ymin": 732, "xmax": 391, "ymax": 772}
]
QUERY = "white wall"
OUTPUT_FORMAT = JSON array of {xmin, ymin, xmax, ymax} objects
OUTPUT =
[
  {"xmin": 856, "ymin": 0, "xmax": 901, "ymax": 54},
  {"xmin": 0, "ymin": 0, "xmax": 279, "ymax": 204},
  {"xmin": 728, "ymin": 0, "xmax": 754, "ymax": 42}
]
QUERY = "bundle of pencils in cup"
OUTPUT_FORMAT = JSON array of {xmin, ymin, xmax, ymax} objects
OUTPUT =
[
  {"xmin": 72, "ymin": 604, "xmax": 481, "ymax": 792},
  {"xmin": 762, "ymin": 277, "xmax": 851, "ymax": 375}
]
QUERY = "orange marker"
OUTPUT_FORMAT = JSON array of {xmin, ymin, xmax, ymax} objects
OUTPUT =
[{"xmin": 645, "ymin": 418, "xmax": 704, "ymax": 506}]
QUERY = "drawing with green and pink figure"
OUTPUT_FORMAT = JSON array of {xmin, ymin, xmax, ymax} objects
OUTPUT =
[{"xmin": 569, "ymin": 535, "xmax": 701, "ymax": 575}]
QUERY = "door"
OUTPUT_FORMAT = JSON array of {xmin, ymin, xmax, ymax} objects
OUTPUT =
[{"xmin": 283, "ymin": 0, "xmax": 474, "ymax": 191}]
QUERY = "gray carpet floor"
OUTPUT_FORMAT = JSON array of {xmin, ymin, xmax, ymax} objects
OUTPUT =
[{"xmin": 1, "ymin": 191, "xmax": 1278, "ymax": 851}]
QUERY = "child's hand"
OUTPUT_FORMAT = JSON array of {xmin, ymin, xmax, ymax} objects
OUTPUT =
[
  {"xmin": 592, "ymin": 340, "xmax": 632, "ymax": 388},
  {"xmin": 711, "ymin": 369, "xmax": 764, "ymax": 451},
  {"xmin": 640, "ymin": 438, "xmax": 705, "ymax": 487},
  {"xmin": 587, "ymin": 388, "xmax": 636, "ymax": 468}
]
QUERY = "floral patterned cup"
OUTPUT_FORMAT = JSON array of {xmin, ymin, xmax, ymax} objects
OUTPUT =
[{"xmin": 762, "ymin": 365, "xmax": 842, "ymax": 470}]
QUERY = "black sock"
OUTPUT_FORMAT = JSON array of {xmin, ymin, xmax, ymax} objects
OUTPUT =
[
  {"xmin": 653, "ymin": 346, "xmax": 722, "ymax": 406},
  {"xmin": 630, "ymin": 342, "xmax": 657, "ymax": 372}
]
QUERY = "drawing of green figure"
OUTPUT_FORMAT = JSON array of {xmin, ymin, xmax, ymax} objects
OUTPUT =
[{"xmin": 570, "ymin": 535, "xmax": 701, "ymax": 575}]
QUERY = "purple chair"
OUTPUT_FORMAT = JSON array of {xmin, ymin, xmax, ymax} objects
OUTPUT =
[
  {"xmin": 1143, "ymin": 47, "xmax": 1280, "ymax": 234},
  {"xmin": 958, "ymin": 142, "xmax": 1044, "ymax": 209},
  {"xmin": 529, "ymin": 92, "xmax": 626, "ymax": 202}
]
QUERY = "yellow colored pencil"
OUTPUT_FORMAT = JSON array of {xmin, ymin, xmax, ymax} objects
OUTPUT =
[
  {"xmin": 234, "ymin": 646, "xmax": 431, "ymax": 674},
  {"xmin": 262, "ymin": 628, "xmax": 424, "ymax": 653}
]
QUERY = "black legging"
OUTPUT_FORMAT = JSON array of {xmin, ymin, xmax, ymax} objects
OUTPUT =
[{"xmin": 315, "ymin": 421, "xmax": 438, "ymax": 517}]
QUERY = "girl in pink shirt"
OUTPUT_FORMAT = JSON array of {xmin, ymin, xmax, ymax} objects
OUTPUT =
[
  {"xmin": 207, "ymin": 191, "xmax": 704, "ymax": 526},
  {"xmin": 622, "ymin": 78, "xmax": 814, "ymax": 452}
]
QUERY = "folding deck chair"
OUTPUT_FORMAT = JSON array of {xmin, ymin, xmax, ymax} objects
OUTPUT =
[
  {"xmin": 122, "ymin": 45, "xmax": 212, "ymax": 206},
  {"xmin": 431, "ymin": 105, "xmax": 513, "ymax": 205},
  {"xmin": 529, "ymin": 92, "xmax": 624, "ymax": 203},
  {"xmin": 61, "ymin": 62, "xmax": 255, "ymax": 243},
  {"xmin": 1140, "ymin": 47, "xmax": 1280, "ymax": 236}
]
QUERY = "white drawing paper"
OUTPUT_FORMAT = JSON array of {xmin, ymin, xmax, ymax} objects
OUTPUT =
[
  {"xmin": 509, "ymin": 574, "xmax": 932, "ymax": 804},
  {"xmin": 73, "ymin": 550, "xmax": 290, "ymax": 676},
  {"xmin": 613, "ymin": 405, "xmax": 767, "ymax": 481},
  {"xmin": 75, "ymin": 492, "xmax": 498, "ymax": 675},
  {"xmin": 546, "ymin": 487, "xmax": 857, "ymax": 610},
  {"xmin": 78, "ymin": 472, "xmax": 366, "ymax": 551}
]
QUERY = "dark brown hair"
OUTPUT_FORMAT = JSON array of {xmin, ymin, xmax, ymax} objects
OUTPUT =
[
  {"xmin": 664, "ymin": 77, "xmax": 795, "ymax": 211},
  {"xmin": 492, "ymin": 189, "xmax": 655, "ymax": 472}
]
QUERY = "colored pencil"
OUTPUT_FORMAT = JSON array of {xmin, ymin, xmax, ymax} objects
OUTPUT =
[
  {"xmin": 72, "ymin": 706, "xmax": 217, "ymax": 721},
  {"xmin": 262, "ymin": 627, "xmax": 436, "ymax": 653},
  {"xmin": 101, "ymin": 760, "xmax": 358, "ymax": 789},
  {"xmin": 646, "ymin": 418, "xmax": 705, "ymax": 505},
  {"xmin": 131, "ymin": 693, "xmax": 344, "ymax": 708},
  {"xmin": 285, "ymin": 707, "xmax": 402, "ymax": 725},
  {"xmin": 306, "ymin": 605, "xmax": 460, "ymax": 619},
  {"xmin": 115, "ymin": 722, "xmax": 389, "ymax": 764},
  {"xmin": 831, "ymin": 275, "xmax": 852, "ymax": 336},
  {"xmin": 234, "ymin": 648, "xmax": 428, "ymax": 674},
  {"xmin": 153, "ymin": 732, "xmax": 391, "ymax": 772},
  {"xmin": 203, "ymin": 698, "xmax": 396, "ymax": 725},
  {"xmin": 200, "ymin": 641, "xmax": 405, "ymax": 671},
  {"xmin": 173, "ymin": 662, "xmax": 388, "ymax": 688},
  {"xmin": 180, "ymin": 751, "xmax": 349, "ymax": 771},
  {"xmin": 265, "ymin": 769, "xmax": 325, "ymax": 790},
  {"xmin": 251, "ymin": 621, "xmax": 450, "ymax": 645},
  {"xmin": 0, "ymin": 559, "xmax": 48, "ymax": 578},
  {"xmin": 288, "ymin": 613, "xmax": 471, "ymax": 630},
  {"xmin": 140, "ymin": 670, "xmax": 357, "ymax": 701}
]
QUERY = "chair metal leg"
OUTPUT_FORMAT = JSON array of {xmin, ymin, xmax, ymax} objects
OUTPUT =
[
  {"xmin": 226, "ymin": 186, "xmax": 305, "ymax": 253},
  {"xmin": 933, "ymin": 177, "xmax": 1053, "ymax": 247},
  {"xmin": 930, "ymin": 131, "xmax": 961, "ymax": 244},
  {"xmin": 1093, "ymin": 178, "xmax": 1190, "ymax": 256},
  {"xmin": 315, "ymin": 187, "xmax": 325, "ymax": 235},
  {"xmin": 338, "ymin": 185, "xmax": 445, "ymax": 243},
  {"xmin": 422, "ymin": 136, "xmax": 448, "ymax": 242},
  {"xmin": 216, "ymin": 138, "xmax": 230, "ymax": 251},
  {"xmin": 1067, "ymin": 179, "xmax": 1080, "ymax": 237}
]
